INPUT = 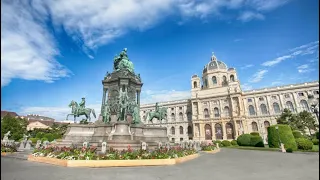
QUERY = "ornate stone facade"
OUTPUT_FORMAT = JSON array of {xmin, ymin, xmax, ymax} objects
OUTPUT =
[{"xmin": 140, "ymin": 54, "xmax": 319, "ymax": 143}]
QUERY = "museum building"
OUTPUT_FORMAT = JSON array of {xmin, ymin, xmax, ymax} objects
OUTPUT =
[{"xmin": 140, "ymin": 53, "xmax": 319, "ymax": 143}]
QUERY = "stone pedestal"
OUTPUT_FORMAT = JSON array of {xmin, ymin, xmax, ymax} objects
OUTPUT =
[{"xmin": 109, "ymin": 122, "xmax": 132, "ymax": 141}]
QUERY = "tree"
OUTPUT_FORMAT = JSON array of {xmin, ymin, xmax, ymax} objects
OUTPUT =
[
  {"xmin": 276, "ymin": 109, "xmax": 304, "ymax": 132},
  {"xmin": 297, "ymin": 111, "xmax": 318, "ymax": 135},
  {"xmin": 1, "ymin": 115, "xmax": 28, "ymax": 141}
]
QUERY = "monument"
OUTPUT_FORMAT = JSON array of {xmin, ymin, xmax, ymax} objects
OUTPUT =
[{"xmin": 58, "ymin": 48, "xmax": 169, "ymax": 150}]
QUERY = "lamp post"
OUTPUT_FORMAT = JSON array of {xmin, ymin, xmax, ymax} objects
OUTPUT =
[{"xmin": 308, "ymin": 94, "xmax": 319, "ymax": 123}]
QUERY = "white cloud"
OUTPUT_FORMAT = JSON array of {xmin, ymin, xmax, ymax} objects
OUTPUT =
[
  {"xmin": 248, "ymin": 69, "xmax": 268, "ymax": 83},
  {"xmin": 247, "ymin": 0, "xmax": 291, "ymax": 11},
  {"xmin": 297, "ymin": 64, "xmax": 315, "ymax": 74},
  {"xmin": 141, "ymin": 89, "xmax": 190, "ymax": 104},
  {"xmin": 262, "ymin": 41, "xmax": 319, "ymax": 67},
  {"xmin": 238, "ymin": 11, "xmax": 265, "ymax": 22},
  {"xmin": 240, "ymin": 64, "xmax": 254, "ymax": 69},
  {"xmin": 1, "ymin": 0, "xmax": 70, "ymax": 87},
  {"xmin": 20, "ymin": 103, "xmax": 101, "ymax": 121},
  {"xmin": 241, "ymin": 83, "xmax": 253, "ymax": 91},
  {"xmin": 2, "ymin": 0, "xmax": 292, "ymax": 87}
]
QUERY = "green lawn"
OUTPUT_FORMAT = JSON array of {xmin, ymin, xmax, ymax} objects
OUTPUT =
[{"xmin": 222, "ymin": 145, "xmax": 319, "ymax": 152}]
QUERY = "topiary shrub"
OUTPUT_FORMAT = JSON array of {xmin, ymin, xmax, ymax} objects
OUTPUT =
[
  {"xmin": 237, "ymin": 134, "xmax": 252, "ymax": 146},
  {"xmin": 213, "ymin": 140, "xmax": 222, "ymax": 146},
  {"xmin": 35, "ymin": 132, "xmax": 45, "ymax": 139},
  {"xmin": 296, "ymin": 138, "xmax": 313, "ymax": 150},
  {"xmin": 286, "ymin": 148, "xmax": 293, "ymax": 153},
  {"xmin": 41, "ymin": 137, "xmax": 48, "ymax": 142},
  {"xmin": 231, "ymin": 140, "xmax": 238, "ymax": 146},
  {"xmin": 267, "ymin": 125, "xmax": 297, "ymax": 150},
  {"xmin": 29, "ymin": 138, "xmax": 39, "ymax": 144},
  {"xmin": 292, "ymin": 130, "xmax": 303, "ymax": 139},
  {"xmin": 44, "ymin": 133, "xmax": 54, "ymax": 142},
  {"xmin": 312, "ymin": 139, "xmax": 319, "ymax": 145},
  {"xmin": 250, "ymin": 136, "xmax": 264, "ymax": 147},
  {"xmin": 221, "ymin": 140, "xmax": 231, "ymax": 147},
  {"xmin": 250, "ymin": 132, "xmax": 260, "ymax": 136}
]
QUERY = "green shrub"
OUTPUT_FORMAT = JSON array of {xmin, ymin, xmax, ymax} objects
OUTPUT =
[
  {"xmin": 316, "ymin": 132, "xmax": 319, "ymax": 140},
  {"xmin": 213, "ymin": 140, "xmax": 221, "ymax": 146},
  {"xmin": 250, "ymin": 136, "xmax": 264, "ymax": 147},
  {"xmin": 29, "ymin": 138, "xmax": 39, "ymax": 144},
  {"xmin": 44, "ymin": 133, "xmax": 54, "ymax": 142},
  {"xmin": 35, "ymin": 132, "xmax": 45, "ymax": 139},
  {"xmin": 312, "ymin": 139, "xmax": 319, "ymax": 145},
  {"xmin": 286, "ymin": 148, "xmax": 293, "ymax": 153},
  {"xmin": 53, "ymin": 133, "xmax": 62, "ymax": 140},
  {"xmin": 250, "ymin": 132, "xmax": 260, "ymax": 136},
  {"xmin": 41, "ymin": 137, "xmax": 48, "ymax": 142},
  {"xmin": 237, "ymin": 134, "xmax": 252, "ymax": 146},
  {"xmin": 292, "ymin": 130, "xmax": 303, "ymax": 139},
  {"xmin": 296, "ymin": 138, "xmax": 313, "ymax": 150},
  {"xmin": 267, "ymin": 125, "xmax": 297, "ymax": 150},
  {"xmin": 221, "ymin": 140, "xmax": 231, "ymax": 147},
  {"xmin": 231, "ymin": 140, "xmax": 238, "ymax": 146}
]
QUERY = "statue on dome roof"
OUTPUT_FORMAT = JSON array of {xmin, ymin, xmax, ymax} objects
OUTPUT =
[{"xmin": 211, "ymin": 51, "xmax": 217, "ymax": 61}]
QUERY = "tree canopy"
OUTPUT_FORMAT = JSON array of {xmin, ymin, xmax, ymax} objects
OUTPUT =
[{"xmin": 1, "ymin": 115, "xmax": 28, "ymax": 141}]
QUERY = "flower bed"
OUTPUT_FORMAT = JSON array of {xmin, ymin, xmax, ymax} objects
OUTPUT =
[
  {"xmin": 32, "ymin": 145, "xmax": 197, "ymax": 160},
  {"xmin": 200, "ymin": 143, "xmax": 217, "ymax": 151},
  {"xmin": 1, "ymin": 144, "xmax": 17, "ymax": 153}
]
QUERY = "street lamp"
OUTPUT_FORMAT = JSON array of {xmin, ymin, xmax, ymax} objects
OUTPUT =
[
  {"xmin": 308, "ymin": 94, "xmax": 319, "ymax": 123},
  {"xmin": 275, "ymin": 126, "xmax": 282, "ymax": 147}
]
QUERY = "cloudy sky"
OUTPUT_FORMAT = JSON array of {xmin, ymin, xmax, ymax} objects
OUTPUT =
[{"xmin": 1, "ymin": 0, "xmax": 319, "ymax": 121}]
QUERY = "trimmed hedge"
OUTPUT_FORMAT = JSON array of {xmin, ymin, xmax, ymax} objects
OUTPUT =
[
  {"xmin": 237, "ymin": 134, "xmax": 252, "ymax": 146},
  {"xmin": 35, "ymin": 132, "xmax": 45, "ymax": 139},
  {"xmin": 292, "ymin": 130, "xmax": 303, "ymax": 139},
  {"xmin": 296, "ymin": 138, "xmax": 313, "ymax": 150},
  {"xmin": 29, "ymin": 138, "xmax": 39, "ymax": 144},
  {"xmin": 231, "ymin": 140, "xmax": 238, "ymax": 146},
  {"xmin": 250, "ymin": 132, "xmax": 260, "ymax": 136},
  {"xmin": 41, "ymin": 137, "xmax": 48, "ymax": 142},
  {"xmin": 267, "ymin": 125, "xmax": 297, "ymax": 150},
  {"xmin": 44, "ymin": 133, "xmax": 54, "ymax": 142},
  {"xmin": 213, "ymin": 140, "xmax": 221, "ymax": 146},
  {"xmin": 250, "ymin": 136, "xmax": 264, "ymax": 147},
  {"xmin": 221, "ymin": 140, "xmax": 231, "ymax": 147},
  {"xmin": 286, "ymin": 148, "xmax": 293, "ymax": 153},
  {"xmin": 312, "ymin": 139, "xmax": 319, "ymax": 145}
]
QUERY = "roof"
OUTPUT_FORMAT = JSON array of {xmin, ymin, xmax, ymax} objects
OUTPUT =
[
  {"xmin": 28, "ymin": 119, "xmax": 54, "ymax": 126},
  {"xmin": 203, "ymin": 53, "xmax": 228, "ymax": 73},
  {"xmin": 1, "ymin": 111, "xmax": 18, "ymax": 118}
]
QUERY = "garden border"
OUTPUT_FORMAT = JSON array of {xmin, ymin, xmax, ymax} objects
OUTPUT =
[
  {"xmin": 1, "ymin": 152, "xmax": 14, "ymax": 156},
  {"xmin": 201, "ymin": 148, "xmax": 220, "ymax": 154},
  {"xmin": 27, "ymin": 153, "xmax": 199, "ymax": 167}
]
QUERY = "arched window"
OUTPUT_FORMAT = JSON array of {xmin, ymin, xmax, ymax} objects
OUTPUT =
[
  {"xmin": 179, "ymin": 112, "xmax": 183, "ymax": 121},
  {"xmin": 179, "ymin": 126, "xmax": 184, "ymax": 134},
  {"xmin": 215, "ymin": 124, "xmax": 223, "ymax": 139},
  {"xmin": 212, "ymin": 76, "xmax": 217, "ymax": 85},
  {"xmin": 171, "ymin": 113, "xmax": 175, "ymax": 121},
  {"xmin": 226, "ymin": 123, "xmax": 234, "ymax": 139},
  {"xmin": 204, "ymin": 78, "xmax": 208, "ymax": 87},
  {"xmin": 223, "ymin": 106, "xmax": 230, "ymax": 117},
  {"xmin": 230, "ymin": 75, "xmax": 235, "ymax": 82},
  {"xmin": 222, "ymin": 76, "xmax": 228, "ymax": 86},
  {"xmin": 248, "ymin": 105, "xmax": 255, "ymax": 116},
  {"xmin": 285, "ymin": 101, "xmax": 295, "ymax": 112},
  {"xmin": 273, "ymin": 102, "xmax": 281, "ymax": 114},
  {"xmin": 260, "ymin": 104, "xmax": 268, "ymax": 115},
  {"xmin": 264, "ymin": 121, "xmax": 270, "ymax": 132},
  {"xmin": 252, "ymin": 122, "xmax": 258, "ymax": 132},
  {"xmin": 193, "ymin": 81, "xmax": 197, "ymax": 88},
  {"xmin": 204, "ymin": 124, "xmax": 212, "ymax": 140},
  {"xmin": 300, "ymin": 100, "xmax": 309, "ymax": 111},
  {"xmin": 171, "ymin": 127, "xmax": 175, "ymax": 135},
  {"xmin": 187, "ymin": 112, "xmax": 192, "ymax": 121},
  {"xmin": 188, "ymin": 126, "xmax": 192, "ymax": 135},
  {"xmin": 204, "ymin": 108, "xmax": 209, "ymax": 118},
  {"xmin": 214, "ymin": 107, "xmax": 220, "ymax": 117}
]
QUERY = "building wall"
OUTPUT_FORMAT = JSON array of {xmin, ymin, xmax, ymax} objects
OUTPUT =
[{"xmin": 140, "ymin": 54, "xmax": 319, "ymax": 143}]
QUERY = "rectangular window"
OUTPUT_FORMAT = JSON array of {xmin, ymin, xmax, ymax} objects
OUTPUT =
[
  {"xmin": 259, "ymin": 97, "xmax": 264, "ymax": 101},
  {"xmin": 314, "ymin": 91, "xmax": 319, "ymax": 95},
  {"xmin": 298, "ymin": 92, "xmax": 304, "ymax": 96},
  {"xmin": 272, "ymin": 96, "xmax": 277, "ymax": 100},
  {"xmin": 179, "ymin": 107, "xmax": 182, "ymax": 110},
  {"xmin": 284, "ymin": 94, "xmax": 290, "ymax": 98},
  {"xmin": 248, "ymin": 98, "xmax": 252, "ymax": 102},
  {"xmin": 171, "ymin": 108, "xmax": 174, "ymax": 111}
]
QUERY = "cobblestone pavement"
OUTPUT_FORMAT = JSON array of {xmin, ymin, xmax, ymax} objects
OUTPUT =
[{"xmin": 1, "ymin": 148, "xmax": 319, "ymax": 180}]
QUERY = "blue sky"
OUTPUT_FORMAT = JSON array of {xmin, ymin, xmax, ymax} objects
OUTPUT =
[{"xmin": 1, "ymin": 0, "xmax": 319, "ymax": 120}]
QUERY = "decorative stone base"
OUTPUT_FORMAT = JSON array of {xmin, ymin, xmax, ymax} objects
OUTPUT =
[
  {"xmin": 28, "ymin": 154, "xmax": 199, "ymax": 167},
  {"xmin": 201, "ymin": 148, "xmax": 220, "ymax": 154},
  {"xmin": 58, "ymin": 122, "xmax": 169, "ymax": 150}
]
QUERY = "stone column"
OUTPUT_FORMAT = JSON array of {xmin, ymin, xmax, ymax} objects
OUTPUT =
[
  {"xmin": 211, "ymin": 122, "xmax": 216, "ymax": 140},
  {"xmin": 265, "ymin": 95, "xmax": 272, "ymax": 115},
  {"xmin": 222, "ymin": 122, "xmax": 227, "ymax": 140},
  {"xmin": 233, "ymin": 120, "xmax": 238, "ymax": 139},
  {"xmin": 136, "ymin": 90, "xmax": 141, "ymax": 106},
  {"xmin": 254, "ymin": 97, "xmax": 260, "ymax": 116},
  {"xmin": 292, "ymin": 92, "xmax": 299, "ymax": 112}
]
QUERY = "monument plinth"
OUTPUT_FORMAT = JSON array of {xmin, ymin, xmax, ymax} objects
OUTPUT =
[{"xmin": 59, "ymin": 48, "xmax": 169, "ymax": 150}]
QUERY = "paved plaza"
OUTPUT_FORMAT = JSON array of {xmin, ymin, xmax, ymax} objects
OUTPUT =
[{"xmin": 1, "ymin": 149, "xmax": 319, "ymax": 180}]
